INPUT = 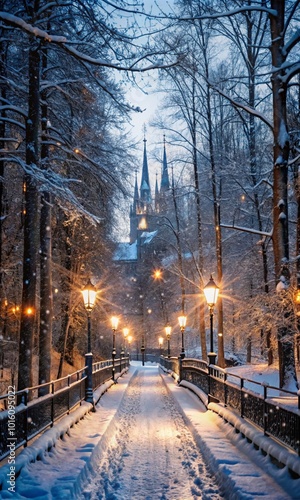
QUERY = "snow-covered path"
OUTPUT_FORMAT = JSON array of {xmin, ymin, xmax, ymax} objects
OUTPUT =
[
  {"xmin": 2, "ymin": 363, "xmax": 299, "ymax": 499},
  {"xmin": 82, "ymin": 366, "xmax": 222, "ymax": 499}
]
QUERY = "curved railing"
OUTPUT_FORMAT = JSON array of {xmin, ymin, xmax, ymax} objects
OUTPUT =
[
  {"xmin": 0, "ymin": 357, "xmax": 129, "ymax": 462},
  {"xmin": 159, "ymin": 356, "xmax": 300, "ymax": 455}
]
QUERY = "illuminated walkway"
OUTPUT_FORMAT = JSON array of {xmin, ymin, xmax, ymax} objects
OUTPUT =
[{"xmin": 1, "ymin": 364, "xmax": 297, "ymax": 499}]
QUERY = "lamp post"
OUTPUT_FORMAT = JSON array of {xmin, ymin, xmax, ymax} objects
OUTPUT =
[
  {"xmin": 178, "ymin": 315, "xmax": 187, "ymax": 359},
  {"xmin": 141, "ymin": 336, "xmax": 145, "ymax": 366},
  {"xmin": 111, "ymin": 316, "xmax": 119, "ymax": 382},
  {"xmin": 203, "ymin": 275, "xmax": 219, "ymax": 366},
  {"xmin": 165, "ymin": 325, "xmax": 171, "ymax": 358},
  {"xmin": 81, "ymin": 279, "xmax": 97, "ymax": 406}
]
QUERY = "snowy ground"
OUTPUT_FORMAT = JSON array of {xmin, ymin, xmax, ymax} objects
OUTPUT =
[
  {"xmin": 0, "ymin": 363, "xmax": 300, "ymax": 499},
  {"xmin": 82, "ymin": 366, "xmax": 221, "ymax": 500}
]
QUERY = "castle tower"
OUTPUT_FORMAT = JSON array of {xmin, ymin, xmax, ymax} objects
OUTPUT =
[
  {"xmin": 140, "ymin": 137, "xmax": 152, "ymax": 207},
  {"xmin": 160, "ymin": 135, "xmax": 170, "ymax": 193},
  {"xmin": 129, "ymin": 170, "xmax": 139, "ymax": 243},
  {"xmin": 129, "ymin": 135, "xmax": 171, "ymax": 245}
]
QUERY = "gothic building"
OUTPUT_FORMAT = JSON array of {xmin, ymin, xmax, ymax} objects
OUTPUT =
[
  {"xmin": 113, "ymin": 137, "xmax": 176, "ymax": 351},
  {"xmin": 114, "ymin": 136, "xmax": 172, "ymax": 274}
]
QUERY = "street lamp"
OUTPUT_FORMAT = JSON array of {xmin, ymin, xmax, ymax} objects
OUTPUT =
[
  {"xmin": 158, "ymin": 336, "xmax": 163, "ymax": 356},
  {"xmin": 165, "ymin": 325, "xmax": 171, "ymax": 358},
  {"xmin": 178, "ymin": 315, "xmax": 187, "ymax": 359},
  {"xmin": 203, "ymin": 275, "xmax": 219, "ymax": 365},
  {"xmin": 111, "ymin": 316, "xmax": 119, "ymax": 382},
  {"xmin": 81, "ymin": 279, "xmax": 97, "ymax": 406}
]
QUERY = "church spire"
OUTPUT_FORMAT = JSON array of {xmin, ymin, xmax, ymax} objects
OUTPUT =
[
  {"xmin": 133, "ymin": 169, "xmax": 139, "ymax": 213},
  {"xmin": 155, "ymin": 172, "xmax": 160, "ymax": 212},
  {"xmin": 140, "ymin": 135, "xmax": 151, "ymax": 204},
  {"xmin": 160, "ymin": 134, "xmax": 170, "ymax": 192}
]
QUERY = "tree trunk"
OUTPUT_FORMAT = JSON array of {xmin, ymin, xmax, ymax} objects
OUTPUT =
[
  {"xmin": 191, "ymin": 78, "xmax": 206, "ymax": 360},
  {"xmin": 0, "ymin": 38, "xmax": 7, "ymax": 341},
  {"xmin": 270, "ymin": 0, "xmax": 297, "ymax": 389},
  {"xmin": 38, "ymin": 42, "xmax": 53, "ymax": 395},
  {"xmin": 171, "ymin": 168, "xmax": 186, "ymax": 314},
  {"xmin": 206, "ymin": 81, "xmax": 225, "ymax": 367},
  {"xmin": 18, "ymin": 37, "xmax": 40, "ymax": 391},
  {"xmin": 57, "ymin": 214, "xmax": 72, "ymax": 379}
]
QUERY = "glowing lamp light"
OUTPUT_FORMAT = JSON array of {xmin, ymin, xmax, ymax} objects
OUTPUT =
[
  {"xmin": 153, "ymin": 269, "xmax": 162, "ymax": 280},
  {"xmin": 203, "ymin": 275, "xmax": 219, "ymax": 308},
  {"xmin": 165, "ymin": 325, "xmax": 171, "ymax": 338},
  {"xmin": 178, "ymin": 315, "xmax": 187, "ymax": 330},
  {"xmin": 295, "ymin": 290, "xmax": 300, "ymax": 305},
  {"xmin": 123, "ymin": 327, "xmax": 129, "ymax": 338},
  {"xmin": 111, "ymin": 316, "xmax": 119, "ymax": 331},
  {"xmin": 159, "ymin": 337, "xmax": 163, "ymax": 346},
  {"xmin": 81, "ymin": 279, "xmax": 97, "ymax": 313},
  {"xmin": 138, "ymin": 217, "xmax": 147, "ymax": 230}
]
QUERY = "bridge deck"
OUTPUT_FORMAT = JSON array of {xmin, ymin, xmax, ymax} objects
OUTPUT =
[{"xmin": 0, "ymin": 364, "xmax": 296, "ymax": 499}]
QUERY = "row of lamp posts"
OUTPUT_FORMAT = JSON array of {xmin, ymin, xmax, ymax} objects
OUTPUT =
[
  {"xmin": 81, "ymin": 280, "xmax": 134, "ymax": 406},
  {"xmin": 159, "ymin": 275, "xmax": 219, "ymax": 365},
  {"xmin": 81, "ymin": 273, "xmax": 219, "ymax": 407}
]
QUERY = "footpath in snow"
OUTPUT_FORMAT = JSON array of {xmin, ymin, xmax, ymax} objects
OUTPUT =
[{"xmin": 0, "ymin": 363, "xmax": 299, "ymax": 499}]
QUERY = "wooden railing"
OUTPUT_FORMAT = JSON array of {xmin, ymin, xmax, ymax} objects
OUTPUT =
[
  {"xmin": 160, "ymin": 356, "xmax": 300, "ymax": 455},
  {"xmin": 0, "ymin": 357, "xmax": 129, "ymax": 462}
]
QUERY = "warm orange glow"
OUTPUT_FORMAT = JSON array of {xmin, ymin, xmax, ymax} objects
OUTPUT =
[
  {"xmin": 138, "ymin": 217, "xmax": 147, "ymax": 230},
  {"xmin": 26, "ymin": 307, "xmax": 34, "ymax": 315},
  {"xmin": 127, "ymin": 335, "xmax": 133, "ymax": 344},
  {"xmin": 158, "ymin": 336, "xmax": 163, "ymax": 346},
  {"xmin": 74, "ymin": 148, "xmax": 80, "ymax": 154},
  {"xmin": 81, "ymin": 280, "xmax": 97, "ymax": 312},
  {"xmin": 111, "ymin": 316, "xmax": 119, "ymax": 330},
  {"xmin": 203, "ymin": 275, "xmax": 219, "ymax": 307},
  {"xmin": 178, "ymin": 315, "xmax": 187, "ymax": 330},
  {"xmin": 295, "ymin": 290, "xmax": 300, "ymax": 304},
  {"xmin": 153, "ymin": 269, "xmax": 162, "ymax": 280},
  {"xmin": 165, "ymin": 325, "xmax": 171, "ymax": 337},
  {"xmin": 123, "ymin": 327, "xmax": 129, "ymax": 338}
]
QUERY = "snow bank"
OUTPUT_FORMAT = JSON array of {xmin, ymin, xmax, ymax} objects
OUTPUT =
[
  {"xmin": 208, "ymin": 401, "xmax": 300, "ymax": 478},
  {"xmin": 0, "ymin": 370, "xmax": 126, "ymax": 494}
]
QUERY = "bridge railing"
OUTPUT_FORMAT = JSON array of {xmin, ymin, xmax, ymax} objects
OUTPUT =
[
  {"xmin": 159, "ymin": 356, "xmax": 179, "ymax": 374},
  {"xmin": 160, "ymin": 356, "xmax": 300, "ymax": 455},
  {"xmin": 0, "ymin": 357, "xmax": 129, "ymax": 462}
]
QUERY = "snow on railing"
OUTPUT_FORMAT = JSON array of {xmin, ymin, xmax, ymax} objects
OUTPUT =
[
  {"xmin": 159, "ymin": 356, "xmax": 300, "ymax": 456},
  {"xmin": 0, "ymin": 357, "xmax": 129, "ymax": 462}
]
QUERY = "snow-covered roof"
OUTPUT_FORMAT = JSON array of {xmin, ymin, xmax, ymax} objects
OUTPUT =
[
  {"xmin": 113, "ymin": 241, "xmax": 137, "ymax": 261},
  {"xmin": 140, "ymin": 230, "xmax": 158, "ymax": 244}
]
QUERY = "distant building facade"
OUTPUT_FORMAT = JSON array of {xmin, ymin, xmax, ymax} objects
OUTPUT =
[
  {"xmin": 113, "ymin": 137, "xmax": 176, "ymax": 352},
  {"xmin": 115, "ymin": 136, "xmax": 172, "ymax": 275}
]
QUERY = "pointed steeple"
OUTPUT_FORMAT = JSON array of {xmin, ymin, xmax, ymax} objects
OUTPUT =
[
  {"xmin": 140, "ymin": 136, "xmax": 151, "ymax": 204},
  {"xmin": 133, "ymin": 169, "xmax": 139, "ymax": 213},
  {"xmin": 155, "ymin": 172, "xmax": 160, "ymax": 212},
  {"xmin": 160, "ymin": 135, "xmax": 170, "ymax": 192}
]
